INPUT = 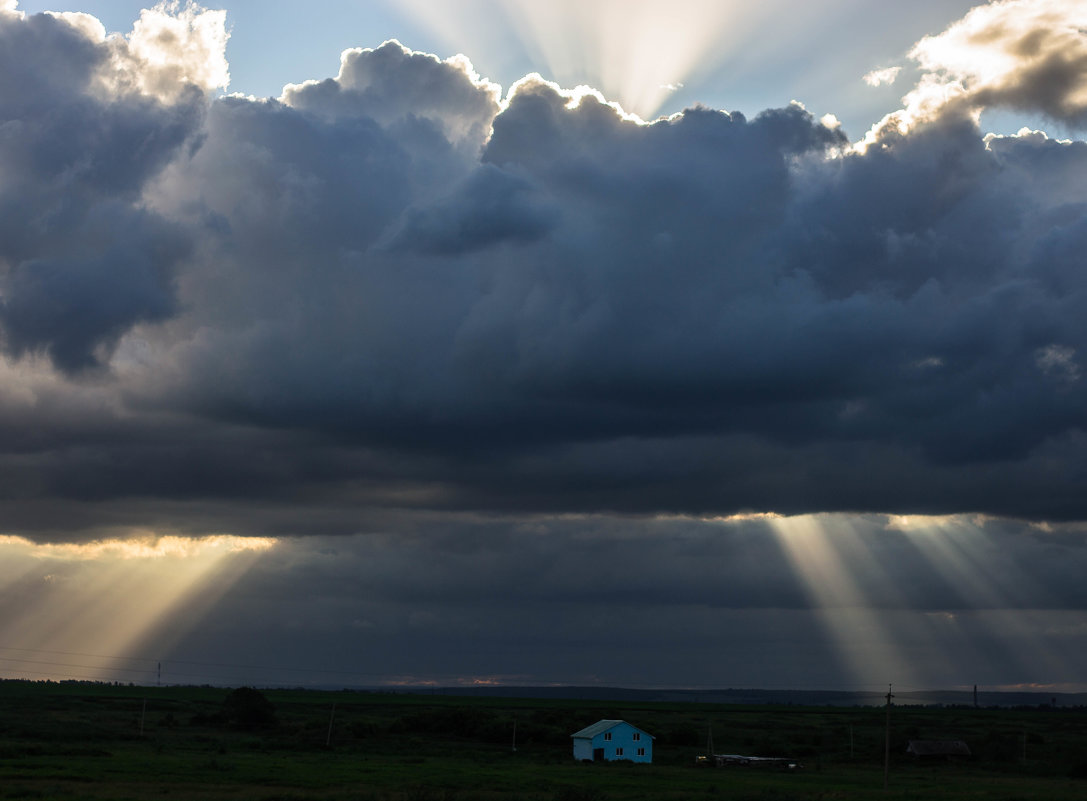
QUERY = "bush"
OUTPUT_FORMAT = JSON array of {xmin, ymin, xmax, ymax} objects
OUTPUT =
[{"xmin": 222, "ymin": 687, "xmax": 277, "ymax": 731}]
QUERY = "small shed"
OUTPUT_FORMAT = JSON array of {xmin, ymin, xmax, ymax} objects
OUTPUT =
[
  {"xmin": 571, "ymin": 719, "xmax": 653, "ymax": 763},
  {"xmin": 906, "ymin": 740, "xmax": 971, "ymax": 760}
]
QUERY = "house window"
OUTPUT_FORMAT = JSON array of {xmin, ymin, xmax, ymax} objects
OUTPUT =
[
  {"xmin": 633, "ymin": 733, "xmax": 640, "ymax": 741},
  {"xmin": 603, "ymin": 732, "xmax": 612, "ymax": 741},
  {"xmin": 615, "ymin": 748, "xmax": 623, "ymax": 756},
  {"xmin": 638, "ymin": 747, "xmax": 645, "ymax": 756}
]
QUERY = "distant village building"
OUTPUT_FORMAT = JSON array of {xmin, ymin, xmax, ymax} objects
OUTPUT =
[
  {"xmin": 906, "ymin": 740, "xmax": 972, "ymax": 760},
  {"xmin": 571, "ymin": 720, "xmax": 653, "ymax": 763}
]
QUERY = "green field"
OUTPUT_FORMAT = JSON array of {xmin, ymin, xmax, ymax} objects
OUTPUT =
[{"xmin": 2, "ymin": 680, "xmax": 1086, "ymax": 800}]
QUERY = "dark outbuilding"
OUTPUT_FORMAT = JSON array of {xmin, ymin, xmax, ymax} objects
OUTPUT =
[{"xmin": 906, "ymin": 740, "xmax": 971, "ymax": 760}]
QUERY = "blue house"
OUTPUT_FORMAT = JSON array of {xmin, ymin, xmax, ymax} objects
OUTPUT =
[{"xmin": 571, "ymin": 719, "xmax": 653, "ymax": 763}]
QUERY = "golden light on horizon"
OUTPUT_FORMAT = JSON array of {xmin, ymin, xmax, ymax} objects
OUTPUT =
[
  {"xmin": 0, "ymin": 534, "xmax": 276, "ymax": 682},
  {"xmin": 0, "ymin": 533, "xmax": 276, "ymax": 560}
]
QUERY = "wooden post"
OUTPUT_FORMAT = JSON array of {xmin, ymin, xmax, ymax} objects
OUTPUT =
[{"xmin": 883, "ymin": 684, "xmax": 893, "ymax": 791}]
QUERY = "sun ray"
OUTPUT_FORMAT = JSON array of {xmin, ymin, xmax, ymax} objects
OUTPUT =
[
  {"xmin": 0, "ymin": 534, "xmax": 275, "ymax": 682},
  {"xmin": 881, "ymin": 516, "xmax": 1084, "ymax": 687},
  {"xmin": 769, "ymin": 514, "xmax": 919, "ymax": 688},
  {"xmin": 389, "ymin": 0, "xmax": 850, "ymax": 119}
]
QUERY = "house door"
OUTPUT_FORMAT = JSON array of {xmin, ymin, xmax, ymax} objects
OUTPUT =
[{"xmin": 593, "ymin": 748, "xmax": 604, "ymax": 762}]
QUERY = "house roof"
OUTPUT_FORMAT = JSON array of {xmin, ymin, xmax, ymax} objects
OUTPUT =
[{"xmin": 570, "ymin": 719, "xmax": 653, "ymax": 739}]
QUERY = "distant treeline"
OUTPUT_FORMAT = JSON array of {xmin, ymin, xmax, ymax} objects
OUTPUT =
[
  {"xmin": 363, "ymin": 684, "xmax": 1087, "ymax": 709},
  {"xmin": 8, "ymin": 678, "xmax": 1086, "ymax": 709}
]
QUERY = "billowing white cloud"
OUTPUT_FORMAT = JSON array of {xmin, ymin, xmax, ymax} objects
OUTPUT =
[
  {"xmin": 863, "ymin": 66, "xmax": 901, "ymax": 87},
  {"xmin": 865, "ymin": 0, "xmax": 1087, "ymax": 145},
  {"xmin": 282, "ymin": 41, "xmax": 499, "ymax": 151},
  {"xmin": 111, "ymin": 1, "xmax": 230, "ymax": 102},
  {"xmin": 910, "ymin": 0, "xmax": 1087, "ymax": 122}
]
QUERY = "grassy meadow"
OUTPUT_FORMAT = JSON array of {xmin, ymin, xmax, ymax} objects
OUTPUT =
[{"xmin": 2, "ymin": 680, "xmax": 1086, "ymax": 800}]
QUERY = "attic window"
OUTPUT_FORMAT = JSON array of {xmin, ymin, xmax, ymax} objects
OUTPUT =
[
  {"xmin": 604, "ymin": 732, "xmax": 612, "ymax": 741},
  {"xmin": 633, "ymin": 733, "xmax": 640, "ymax": 741}
]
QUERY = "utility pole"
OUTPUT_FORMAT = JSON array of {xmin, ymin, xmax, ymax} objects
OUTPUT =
[
  {"xmin": 157, "ymin": 662, "xmax": 161, "ymax": 687},
  {"xmin": 883, "ymin": 684, "xmax": 894, "ymax": 792},
  {"xmin": 973, "ymin": 684, "xmax": 978, "ymax": 709},
  {"xmin": 707, "ymin": 724, "xmax": 714, "ymax": 758},
  {"xmin": 511, "ymin": 718, "xmax": 517, "ymax": 752},
  {"xmin": 326, "ymin": 702, "xmax": 336, "ymax": 747}
]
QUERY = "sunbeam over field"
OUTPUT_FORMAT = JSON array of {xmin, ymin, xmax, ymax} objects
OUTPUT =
[
  {"xmin": 756, "ymin": 514, "xmax": 1087, "ymax": 692},
  {"xmin": 0, "ymin": 535, "xmax": 274, "ymax": 682},
  {"xmin": 882, "ymin": 516, "xmax": 1084, "ymax": 689},
  {"xmin": 769, "ymin": 515, "xmax": 916, "ymax": 689}
]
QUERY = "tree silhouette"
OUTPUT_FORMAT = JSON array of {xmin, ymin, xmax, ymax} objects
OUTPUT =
[{"xmin": 222, "ymin": 686, "xmax": 277, "ymax": 730}]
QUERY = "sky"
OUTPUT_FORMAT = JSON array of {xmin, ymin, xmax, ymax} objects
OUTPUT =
[{"xmin": 2, "ymin": 0, "xmax": 1087, "ymax": 694}]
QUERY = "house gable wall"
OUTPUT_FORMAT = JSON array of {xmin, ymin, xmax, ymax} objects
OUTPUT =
[{"xmin": 573, "ymin": 720, "xmax": 652, "ymax": 763}]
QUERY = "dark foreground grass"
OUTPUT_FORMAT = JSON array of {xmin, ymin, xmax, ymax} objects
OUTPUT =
[{"xmin": 2, "ymin": 681, "xmax": 1086, "ymax": 800}]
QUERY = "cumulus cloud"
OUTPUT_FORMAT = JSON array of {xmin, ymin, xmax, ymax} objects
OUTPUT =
[
  {"xmin": 863, "ymin": 66, "xmax": 901, "ymax": 87},
  {"xmin": 910, "ymin": 0, "xmax": 1087, "ymax": 123},
  {"xmin": 110, "ymin": 1, "xmax": 230, "ymax": 102},
  {"xmin": 1, "ymin": 1, "xmax": 1087, "ymax": 546},
  {"xmin": 866, "ymin": 0, "xmax": 1087, "ymax": 144},
  {"xmin": 0, "ymin": 6, "xmax": 208, "ymax": 370},
  {"xmin": 281, "ymin": 41, "xmax": 499, "ymax": 153}
]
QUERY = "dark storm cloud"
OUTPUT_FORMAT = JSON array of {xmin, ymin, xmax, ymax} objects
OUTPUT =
[
  {"xmin": 241, "ymin": 513, "xmax": 1087, "ymax": 615},
  {"xmin": 3, "ymin": 4, "xmax": 1087, "ymax": 542},
  {"xmin": 9, "ymin": 2, "xmax": 1087, "ymax": 694},
  {"xmin": 390, "ymin": 164, "xmax": 558, "ymax": 255},
  {"xmin": 0, "ymin": 9, "xmax": 204, "ymax": 369},
  {"xmin": 116, "ymin": 513, "xmax": 1087, "ymax": 688},
  {"xmin": 1, "ymin": 207, "xmax": 188, "ymax": 370}
]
